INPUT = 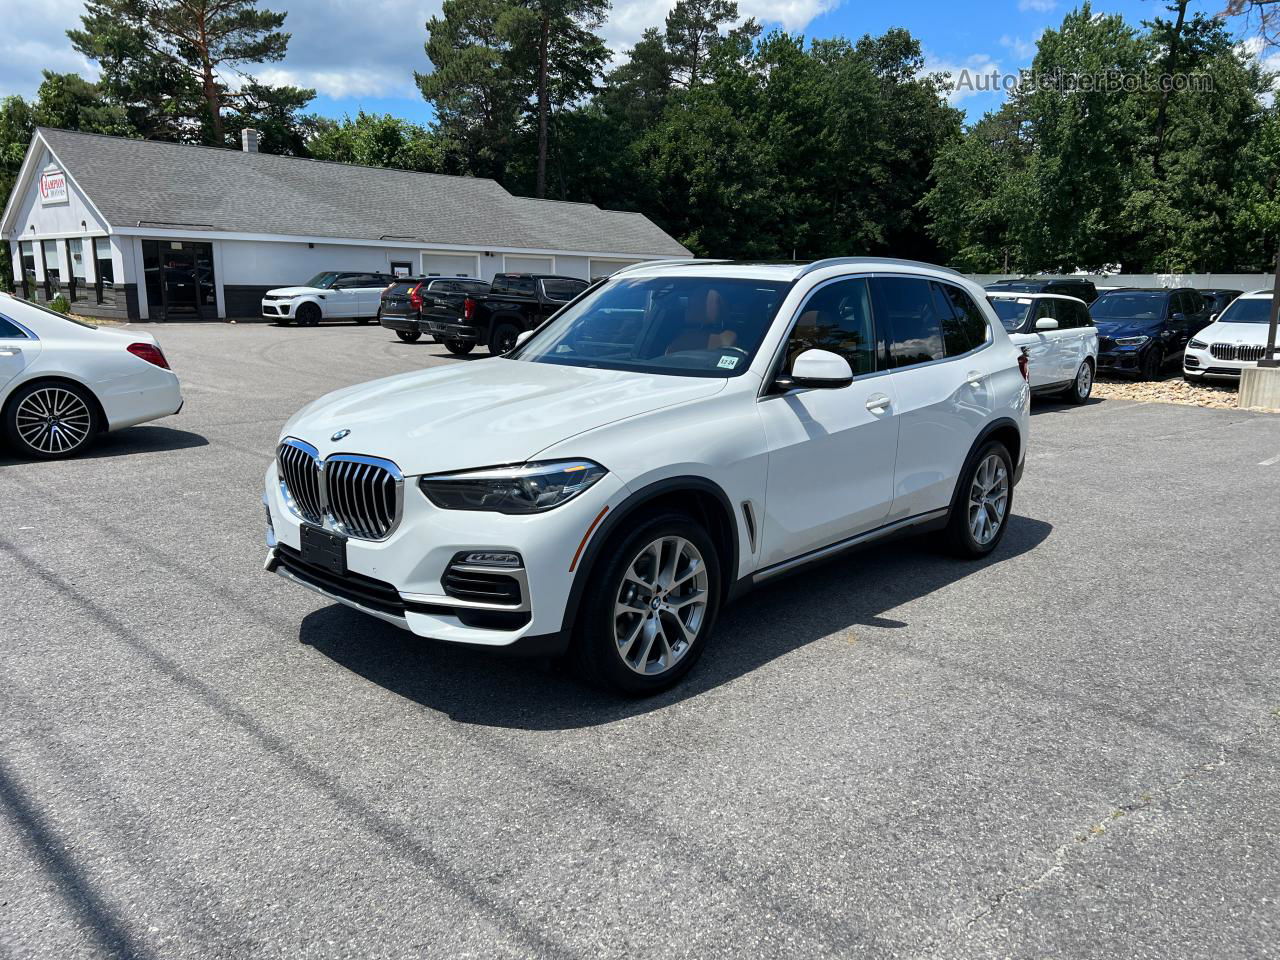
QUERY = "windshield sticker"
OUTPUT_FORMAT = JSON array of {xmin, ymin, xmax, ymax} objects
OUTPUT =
[{"xmin": 717, "ymin": 356, "xmax": 739, "ymax": 369}]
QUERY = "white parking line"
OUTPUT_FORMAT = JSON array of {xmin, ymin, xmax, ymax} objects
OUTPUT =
[{"xmin": 1260, "ymin": 452, "xmax": 1280, "ymax": 467}]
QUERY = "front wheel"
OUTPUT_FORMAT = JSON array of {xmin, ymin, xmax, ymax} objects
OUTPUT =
[
  {"xmin": 444, "ymin": 339, "xmax": 475, "ymax": 356},
  {"xmin": 4, "ymin": 381, "xmax": 100, "ymax": 459},
  {"xmin": 944, "ymin": 441, "xmax": 1013, "ymax": 558},
  {"xmin": 395, "ymin": 329, "xmax": 422, "ymax": 343},
  {"xmin": 1138, "ymin": 347, "xmax": 1162, "ymax": 381},
  {"xmin": 488, "ymin": 322, "xmax": 521, "ymax": 355},
  {"xmin": 1063, "ymin": 359, "xmax": 1093, "ymax": 404},
  {"xmin": 574, "ymin": 514, "xmax": 721, "ymax": 696},
  {"xmin": 295, "ymin": 303, "xmax": 321, "ymax": 327}
]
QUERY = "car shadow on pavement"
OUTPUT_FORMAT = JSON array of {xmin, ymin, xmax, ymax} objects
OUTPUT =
[
  {"xmin": 0, "ymin": 425, "xmax": 208, "ymax": 466},
  {"xmin": 300, "ymin": 514, "xmax": 1052, "ymax": 730}
]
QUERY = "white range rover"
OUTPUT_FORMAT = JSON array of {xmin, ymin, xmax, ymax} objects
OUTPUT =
[
  {"xmin": 263, "ymin": 259, "xmax": 1031, "ymax": 693},
  {"xmin": 261, "ymin": 271, "xmax": 395, "ymax": 326}
]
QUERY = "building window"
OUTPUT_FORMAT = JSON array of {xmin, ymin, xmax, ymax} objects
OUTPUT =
[
  {"xmin": 19, "ymin": 241, "xmax": 35, "ymax": 300},
  {"xmin": 42, "ymin": 239, "xmax": 61, "ymax": 301},
  {"xmin": 68, "ymin": 238, "xmax": 86, "ymax": 302},
  {"xmin": 95, "ymin": 238, "xmax": 115, "ymax": 305}
]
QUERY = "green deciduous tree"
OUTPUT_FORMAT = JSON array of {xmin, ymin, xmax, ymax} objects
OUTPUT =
[{"xmin": 308, "ymin": 112, "xmax": 448, "ymax": 171}]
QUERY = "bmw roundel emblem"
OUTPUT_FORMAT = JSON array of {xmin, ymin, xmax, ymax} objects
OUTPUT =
[{"xmin": 331, "ymin": 429, "xmax": 350, "ymax": 442}]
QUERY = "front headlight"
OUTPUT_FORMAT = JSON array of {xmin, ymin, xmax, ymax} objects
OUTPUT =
[
  {"xmin": 1114, "ymin": 336, "xmax": 1150, "ymax": 347},
  {"xmin": 419, "ymin": 459, "xmax": 607, "ymax": 513},
  {"xmin": 1188, "ymin": 338, "xmax": 1208, "ymax": 350}
]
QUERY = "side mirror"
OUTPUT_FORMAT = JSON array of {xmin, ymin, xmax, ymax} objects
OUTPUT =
[
  {"xmin": 1035, "ymin": 317, "xmax": 1059, "ymax": 331},
  {"xmin": 1209, "ymin": 313, "xmax": 1219, "ymax": 324},
  {"xmin": 514, "ymin": 330, "xmax": 534, "ymax": 348},
  {"xmin": 1170, "ymin": 312, "xmax": 1185, "ymax": 321},
  {"xmin": 776, "ymin": 349, "xmax": 854, "ymax": 391}
]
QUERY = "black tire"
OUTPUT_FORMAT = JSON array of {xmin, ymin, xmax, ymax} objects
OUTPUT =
[
  {"xmin": 1138, "ymin": 346, "xmax": 1162, "ymax": 381},
  {"xmin": 943, "ymin": 440, "xmax": 1014, "ymax": 559},
  {"xmin": 356, "ymin": 317, "xmax": 372, "ymax": 325},
  {"xmin": 296, "ymin": 303, "xmax": 321, "ymax": 327},
  {"xmin": 1063, "ymin": 359, "xmax": 1093, "ymax": 405},
  {"xmin": 395, "ymin": 329, "xmax": 423, "ymax": 343},
  {"xmin": 488, "ymin": 322, "xmax": 520, "ymax": 355},
  {"xmin": 3, "ymin": 380, "xmax": 100, "ymax": 460},
  {"xmin": 573, "ymin": 512, "xmax": 722, "ymax": 696},
  {"xmin": 444, "ymin": 339, "xmax": 475, "ymax": 356}
]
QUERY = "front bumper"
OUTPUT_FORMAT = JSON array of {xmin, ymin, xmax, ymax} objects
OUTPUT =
[
  {"xmin": 262, "ymin": 299, "xmax": 293, "ymax": 318},
  {"xmin": 263, "ymin": 460, "xmax": 625, "ymax": 651},
  {"xmin": 424, "ymin": 321, "xmax": 480, "ymax": 341},
  {"xmin": 1096, "ymin": 348, "xmax": 1144, "ymax": 374},
  {"xmin": 1183, "ymin": 348, "xmax": 1252, "ymax": 380}
]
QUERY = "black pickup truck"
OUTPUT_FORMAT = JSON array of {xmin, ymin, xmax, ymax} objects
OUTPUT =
[
  {"xmin": 378, "ymin": 276, "xmax": 491, "ymax": 343},
  {"xmin": 420, "ymin": 273, "xmax": 590, "ymax": 355}
]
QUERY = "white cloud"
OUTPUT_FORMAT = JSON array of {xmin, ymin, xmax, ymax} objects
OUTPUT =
[
  {"xmin": 0, "ymin": 0, "xmax": 841, "ymax": 110},
  {"xmin": 1017, "ymin": 0, "xmax": 1056, "ymax": 12},
  {"xmin": 999, "ymin": 34, "xmax": 1037, "ymax": 61},
  {"xmin": 925, "ymin": 52, "xmax": 1006, "ymax": 105}
]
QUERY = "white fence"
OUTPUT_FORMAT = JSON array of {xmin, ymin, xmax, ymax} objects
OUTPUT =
[{"xmin": 967, "ymin": 273, "xmax": 1276, "ymax": 292}]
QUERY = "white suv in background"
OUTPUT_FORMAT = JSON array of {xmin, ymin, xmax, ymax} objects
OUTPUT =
[
  {"xmin": 261, "ymin": 271, "xmax": 395, "ymax": 326},
  {"xmin": 987, "ymin": 293, "xmax": 1098, "ymax": 403},
  {"xmin": 263, "ymin": 259, "xmax": 1031, "ymax": 694},
  {"xmin": 1184, "ymin": 290, "xmax": 1277, "ymax": 382}
]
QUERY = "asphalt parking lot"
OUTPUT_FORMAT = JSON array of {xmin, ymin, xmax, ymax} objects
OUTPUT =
[{"xmin": 2, "ymin": 321, "xmax": 1278, "ymax": 959}]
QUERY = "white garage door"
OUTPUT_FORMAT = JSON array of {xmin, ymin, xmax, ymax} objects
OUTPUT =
[
  {"xmin": 421, "ymin": 253, "xmax": 480, "ymax": 277},
  {"xmin": 504, "ymin": 255, "xmax": 554, "ymax": 274},
  {"xmin": 589, "ymin": 259, "xmax": 642, "ymax": 280}
]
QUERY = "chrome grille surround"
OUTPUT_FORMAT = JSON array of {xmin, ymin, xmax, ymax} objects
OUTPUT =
[
  {"xmin": 1211, "ymin": 343, "xmax": 1267, "ymax": 362},
  {"xmin": 275, "ymin": 438, "xmax": 404, "ymax": 541}
]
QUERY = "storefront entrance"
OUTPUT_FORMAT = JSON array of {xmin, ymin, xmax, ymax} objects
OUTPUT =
[{"xmin": 142, "ymin": 240, "xmax": 217, "ymax": 319}]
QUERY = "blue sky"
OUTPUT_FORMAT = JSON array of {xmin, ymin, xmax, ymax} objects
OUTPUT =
[{"xmin": 0, "ymin": 0, "xmax": 1251, "ymax": 129}]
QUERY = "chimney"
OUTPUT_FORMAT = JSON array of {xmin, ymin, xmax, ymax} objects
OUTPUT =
[{"xmin": 241, "ymin": 128, "xmax": 259, "ymax": 153}]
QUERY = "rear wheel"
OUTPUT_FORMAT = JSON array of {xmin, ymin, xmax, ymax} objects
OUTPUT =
[
  {"xmin": 444, "ymin": 339, "xmax": 475, "ymax": 356},
  {"xmin": 574, "ymin": 513, "xmax": 721, "ymax": 696},
  {"xmin": 944, "ymin": 440, "xmax": 1013, "ymax": 558},
  {"xmin": 1063, "ymin": 359, "xmax": 1093, "ymax": 404},
  {"xmin": 489, "ymin": 322, "xmax": 520, "ymax": 355},
  {"xmin": 4, "ymin": 381, "xmax": 99, "ymax": 460},
  {"xmin": 395, "ymin": 329, "xmax": 422, "ymax": 343},
  {"xmin": 296, "ymin": 303, "xmax": 321, "ymax": 327}
]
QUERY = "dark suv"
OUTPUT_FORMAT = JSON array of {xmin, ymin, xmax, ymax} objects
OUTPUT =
[
  {"xmin": 378, "ymin": 276, "xmax": 491, "ymax": 343},
  {"xmin": 985, "ymin": 277, "xmax": 1098, "ymax": 304},
  {"xmin": 1091, "ymin": 287, "xmax": 1214, "ymax": 379}
]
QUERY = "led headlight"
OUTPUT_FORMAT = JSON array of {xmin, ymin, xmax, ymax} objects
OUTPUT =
[
  {"xmin": 419, "ymin": 460, "xmax": 607, "ymax": 513},
  {"xmin": 1114, "ymin": 336, "xmax": 1150, "ymax": 347},
  {"xmin": 1188, "ymin": 338, "xmax": 1208, "ymax": 350}
]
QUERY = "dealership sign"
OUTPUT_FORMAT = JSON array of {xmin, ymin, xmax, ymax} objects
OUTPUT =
[{"xmin": 39, "ymin": 168, "xmax": 68, "ymax": 206}]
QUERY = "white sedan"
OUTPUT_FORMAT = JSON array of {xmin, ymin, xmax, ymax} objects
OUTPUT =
[
  {"xmin": 0, "ymin": 294, "xmax": 183, "ymax": 459},
  {"xmin": 987, "ymin": 293, "xmax": 1099, "ymax": 403},
  {"xmin": 1184, "ymin": 290, "xmax": 1276, "ymax": 382}
]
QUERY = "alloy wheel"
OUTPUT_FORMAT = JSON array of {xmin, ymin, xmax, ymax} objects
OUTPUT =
[
  {"xmin": 1076, "ymin": 361, "xmax": 1093, "ymax": 399},
  {"xmin": 967, "ymin": 453, "xmax": 1009, "ymax": 547},
  {"xmin": 613, "ymin": 536, "xmax": 710, "ymax": 676},
  {"xmin": 15, "ymin": 387, "xmax": 93, "ymax": 455}
]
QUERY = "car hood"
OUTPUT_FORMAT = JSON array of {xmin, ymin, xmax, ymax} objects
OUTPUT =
[
  {"xmin": 280, "ymin": 358, "xmax": 728, "ymax": 475},
  {"xmin": 266, "ymin": 286, "xmax": 326, "ymax": 297},
  {"xmin": 1196, "ymin": 321, "xmax": 1274, "ymax": 345},
  {"xmin": 1095, "ymin": 318, "xmax": 1161, "ymax": 339}
]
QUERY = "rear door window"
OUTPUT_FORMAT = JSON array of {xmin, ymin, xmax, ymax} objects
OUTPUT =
[
  {"xmin": 871, "ymin": 276, "xmax": 945, "ymax": 368},
  {"xmin": 935, "ymin": 282, "xmax": 990, "ymax": 356}
]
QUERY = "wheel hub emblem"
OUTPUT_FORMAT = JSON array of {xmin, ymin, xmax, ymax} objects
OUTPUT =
[
  {"xmin": 331, "ymin": 429, "xmax": 350, "ymax": 442},
  {"xmin": 650, "ymin": 597, "xmax": 662, "ymax": 610}
]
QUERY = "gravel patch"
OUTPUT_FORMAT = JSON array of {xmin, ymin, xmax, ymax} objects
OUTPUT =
[{"xmin": 1093, "ymin": 373, "xmax": 1278, "ymax": 412}]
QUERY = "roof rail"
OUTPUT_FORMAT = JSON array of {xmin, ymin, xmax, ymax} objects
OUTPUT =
[
  {"xmin": 609, "ymin": 258, "xmax": 731, "ymax": 277},
  {"xmin": 796, "ymin": 257, "xmax": 964, "ymax": 279}
]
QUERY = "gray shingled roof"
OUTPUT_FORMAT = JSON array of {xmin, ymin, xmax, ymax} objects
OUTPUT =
[{"xmin": 36, "ymin": 127, "xmax": 690, "ymax": 257}]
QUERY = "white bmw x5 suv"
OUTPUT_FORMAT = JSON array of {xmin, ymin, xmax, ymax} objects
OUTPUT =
[{"xmin": 264, "ymin": 259, "xmax": 1031, "ymax": 694}]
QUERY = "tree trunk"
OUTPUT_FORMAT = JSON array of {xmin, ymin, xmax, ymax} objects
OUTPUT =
[
  {"xmin": 536, "ymin": 11, "xmax": 550, "ymax": 199},
  {"xmin": 1152, "ymin": 0, "xmax": 1189, "ymax": 180}
]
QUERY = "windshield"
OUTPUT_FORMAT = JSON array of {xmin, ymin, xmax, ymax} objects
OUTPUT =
[
  {"xmin": 1090, "ymin": 292, "xmax": 1165, "ymax": 320},
  {"xmin": 1217, "ymin": 296, "xmax": 1274, "ymax": 323},
  {"xmin": 987, "ymin": 297, "xmax": 1032, "ymax": 332},
  {"xmin": 303, "ymin": 272, "xmax": 340, "ymax": 289},
  {"xmin": 510, "ymin": 276, "xmax": 793, "ymax": 378}
]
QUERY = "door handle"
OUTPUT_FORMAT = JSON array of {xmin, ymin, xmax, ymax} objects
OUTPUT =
[
  {"xmin": 966, "ymin": 371, "xmax": 986, "ymax": 387},
  {"xmin": 865, "ymin": 394, "xmax": 891, "ymax": 413},
  {"xmin": 0, "ymin": 348, "xmax": 20, "ymax": 357}
]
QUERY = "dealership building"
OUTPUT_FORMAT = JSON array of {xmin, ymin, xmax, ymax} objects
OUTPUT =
[{"xmin": 2, "ymin": 127, "xmax": 691, "ymax": 321}]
